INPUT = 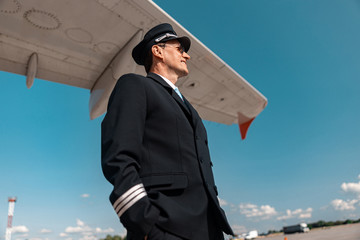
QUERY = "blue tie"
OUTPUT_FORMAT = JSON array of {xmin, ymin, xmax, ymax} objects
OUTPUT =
[{"xmin": 174, "ymin": 87, "xmax": 184, "ymax": 101}]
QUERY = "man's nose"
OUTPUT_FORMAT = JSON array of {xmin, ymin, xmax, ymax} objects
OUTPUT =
[{"xmin": 183, "ymin": 52, "xmax": 190, "ymax": 60}]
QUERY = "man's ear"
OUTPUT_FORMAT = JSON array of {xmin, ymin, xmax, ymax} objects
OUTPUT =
[{"xmin": 152, "ymin": 45, "xmax": 164, "ymax": 60}]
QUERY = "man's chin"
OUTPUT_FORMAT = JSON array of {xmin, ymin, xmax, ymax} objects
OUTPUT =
[{"xmin": 178, "ymin": 69, "xmax": 189, "ymax": 78}]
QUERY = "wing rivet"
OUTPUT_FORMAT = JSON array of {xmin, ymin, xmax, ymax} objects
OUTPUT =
[
  {"xmin": 24, "ymin": 9, "xmax": 61, "ymax": 30},
  {"xmin": 0, "ymin": 0, "xmax": 21, "ymax": 14}
]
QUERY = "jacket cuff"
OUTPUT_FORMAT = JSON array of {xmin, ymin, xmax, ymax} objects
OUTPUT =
[
  {"xmin": 112, "ymin": 183, "xmax": 147, "ymax": 217},
  {"xmin": 120, "ymin": 196, "xmax": 160, "ymax": 236}
]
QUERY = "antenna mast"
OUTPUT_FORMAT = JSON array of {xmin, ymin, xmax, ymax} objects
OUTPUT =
[{"xmin": 5, "ymin": 198, "xmax": 17, "ymax": 240}]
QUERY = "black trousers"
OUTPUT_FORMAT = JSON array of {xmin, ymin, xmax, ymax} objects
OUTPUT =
[
  {"xmin": 146, "ymin": 224, "xmax": 224, "ymax": 240},
  {"xmin": 147, "ymin": 225, "xmax": 184, "ymax": 240},
  {"xmin": 127, "ymin": 201, "xmax": 225, "ymax": 240}
]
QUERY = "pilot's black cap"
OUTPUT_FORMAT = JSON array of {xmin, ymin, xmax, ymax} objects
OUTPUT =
[{"xmin": 132, "ymin": 23, "xmax": 191, "ymax": 65}]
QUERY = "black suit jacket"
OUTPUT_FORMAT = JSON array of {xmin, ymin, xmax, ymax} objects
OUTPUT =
[{"xmin": 101, "ymin": 72, "xmax": 233, "ymax": 239}]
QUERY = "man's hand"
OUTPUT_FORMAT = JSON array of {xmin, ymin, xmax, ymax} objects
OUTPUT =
[{"xmin": 144, "ymin": 236, "xmax": 148, "ymax": 240}]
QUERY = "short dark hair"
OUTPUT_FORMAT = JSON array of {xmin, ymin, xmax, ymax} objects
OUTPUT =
[{"xmin": 144, "ymin": 49, "xmax": 153, "ymax": 73}]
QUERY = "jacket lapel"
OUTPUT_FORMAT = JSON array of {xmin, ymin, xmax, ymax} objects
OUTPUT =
[
  {"xmin": 147, "ymin": 73, "xmax": 191, "ymax": 116},
  {"xmin": 183, "ymin": 97, "xmax": 199, "ymax": 130}
]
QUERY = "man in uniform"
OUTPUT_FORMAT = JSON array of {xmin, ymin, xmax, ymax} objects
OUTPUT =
[{"xmin": 101, "ymin": 23, "xmax": 234, "ymax": 240}]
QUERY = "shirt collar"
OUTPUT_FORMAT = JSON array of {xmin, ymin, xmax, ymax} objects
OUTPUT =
[{"xmin": 155, "ymin": 73, "xmax": 177, "ymax": 90}]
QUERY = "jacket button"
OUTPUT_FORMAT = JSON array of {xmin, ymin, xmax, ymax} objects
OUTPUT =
[
  {"xmin": 199, "ymin": 158, "xmax": 203, "ymax": 163},
  {"xmin": 195, "ymin": 135, "xmax": 199, "ymax": 140}
]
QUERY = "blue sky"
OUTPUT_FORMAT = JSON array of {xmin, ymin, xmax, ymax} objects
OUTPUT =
[{"xmin": 1, "ymin": 0, "xmax": 360, "ymax": 239}]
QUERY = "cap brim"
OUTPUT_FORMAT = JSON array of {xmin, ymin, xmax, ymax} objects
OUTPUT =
[
  {"xmin": 177, "ymin": 36, "xmax": 191, "ymax": 53},
  {"xmin": 132, "ymin": 35, "xmax": 191, "ymax": 65},
  {"xmin": 159, "ymin": 36, "xmax": 191, "ymax": 53}
]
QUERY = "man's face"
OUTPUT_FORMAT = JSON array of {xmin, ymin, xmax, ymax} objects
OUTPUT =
[{"xmin": 162, "ymin": 40, "xmax": 190, "ymax": 78}]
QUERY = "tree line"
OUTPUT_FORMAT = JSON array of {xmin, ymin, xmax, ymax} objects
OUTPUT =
[
  {"xmin": 264, "ymin": 218, "xmax": 360, "ymax": 236},
  {"xmin": 101, "ymin": 235, "xmax": 126, "ymax": 240},
  {"xmin": 307, "ymin": 218, "xmax": 360, "ymax": 229}
]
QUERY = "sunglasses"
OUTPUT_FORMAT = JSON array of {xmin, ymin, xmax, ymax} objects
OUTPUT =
[{"xmin": 157, "ymin": 43, "xmax": 185, "ymax": 54}]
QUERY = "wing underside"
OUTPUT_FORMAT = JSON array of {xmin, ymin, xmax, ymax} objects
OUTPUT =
[{"xmin": 0, "ymin": 0, "xmax": 267, "ymax": 137}]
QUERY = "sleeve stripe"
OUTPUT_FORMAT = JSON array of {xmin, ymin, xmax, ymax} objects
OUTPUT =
[
  {"xmin": 117, "ymin": 191, "xmax": 147, "ymax": 217},
  {"xmin": 114, "ymin": 188, "xmax": 145, "ymax": 213},
  {"xmin": 112, "ymin": 183, "xmax": 147, "ymax": 217},
  {"xmin": 113, "ymin": 183, "xmax": 144, "ymax": 209}
]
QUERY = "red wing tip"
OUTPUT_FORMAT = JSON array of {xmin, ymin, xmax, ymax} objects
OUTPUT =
[{"xmin": 239, "ymin": 118, "xmax": 255, "ymax": 140}]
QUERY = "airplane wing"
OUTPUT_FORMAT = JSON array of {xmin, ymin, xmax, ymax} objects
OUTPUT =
[{"xmin": 0, "ymin": 0, "xmax": 267, "ymax": 139}]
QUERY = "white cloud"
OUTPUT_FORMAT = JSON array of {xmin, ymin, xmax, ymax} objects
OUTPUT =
[
  {"xmin": 340, "ymin": 174, "xmax": 360, "ymax": 200},
  {"xmin": 77, "ymin": 219, "xmax": 85, "ymax": 227},
  {"xmin": 240, "ymin": 203, "xmax": 257, "ymax": 209},
  {"xmin": 95, "ymin": 227, "xmax": 115, "ymax": 234},
  {"xmin": 341, "ymin": 182, "xmax": 360, "ymax": 196},
  {"xmin": 277, "ymin": 207, "xmax": 312, "ymax": 220},
  {"xmin": 65, "ymin": 226, "xmax": 85, "ymax": 233},
  {"xmin": 82, "ymin": 232, "xmax": 93, "ymax": 236},
  {"xmin": 81, "ymin": 194, "xmax": 90, "ymax": 198},
  {"xmin": 79, "ymin": 235, "xmax": 97, "ymax": 240},
  {"xmin": 63, "ymin": 219, "xmax": 116, "ymax": 239},
  {"xmin": 59, "ymin": 233, "xmax": 68, "ymax": 237},
  {"xmin": 299, "ymin": 213, "xmax": 312, "ymax": 219},
  {"xmin": 330, "ymin": 175, "xmax": 360, "ymax": 211},
  {"xmin": 218, "ymin": 197, "xmax": 228, "ymax": 207},
  {"xmin": 277, "ymin": 210, "xmax": 292, "ymax": 221},
  {"xmin": 231, "ymin": 225, "xmax": 247, "ymax": 235},
  {"xmin": 40, "ymin": 229, "xmax": 52, "ymax": 234},
  {"xmin": 331, "ymin": 199, "xmax": 358, "ymax": 211},
  {"xmin": 239, "ymin": 203, "xmax": 277, "ymax": 219},
  {"xmin": 14, "ymin": 233, "xmax": 29, "ymax": 239},
  {"xmin": 64, "ymin": 219, "xmax": 92, "ymax": 234},
  {"xmin": 12, "ymin": 226, "xmax": 30, "ymax": 234}
]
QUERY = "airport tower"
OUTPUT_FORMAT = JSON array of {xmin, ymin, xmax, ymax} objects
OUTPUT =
[{"xmin": 5, "ymin": 198, "xmax": 16, "ymax": 240}]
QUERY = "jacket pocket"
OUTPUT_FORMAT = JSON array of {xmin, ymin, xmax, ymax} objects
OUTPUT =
[{"xmin": 141, "ymin": 173, "xmax": 188, "ymax": 191}]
